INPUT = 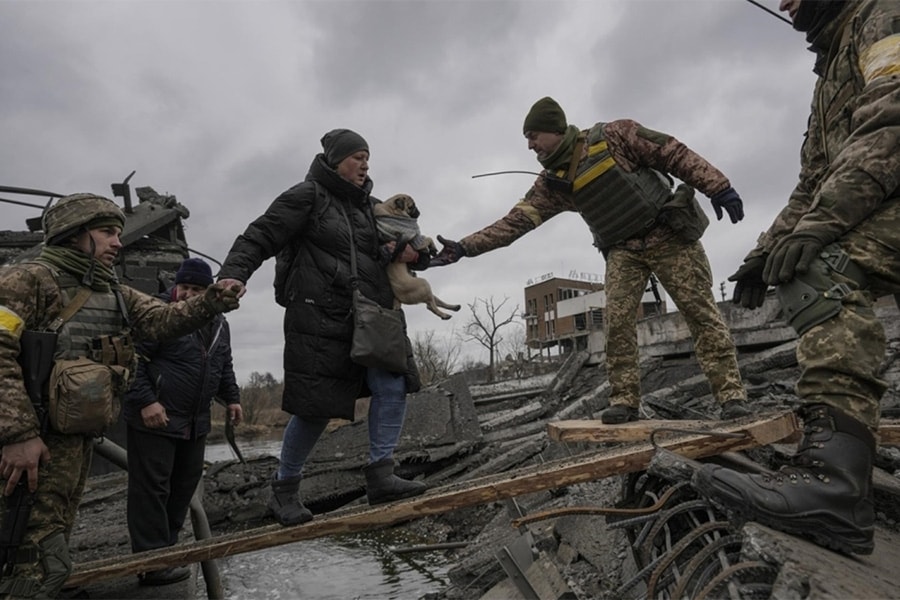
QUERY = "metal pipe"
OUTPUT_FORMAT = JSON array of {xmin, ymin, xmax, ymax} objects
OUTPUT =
[
  {"xmin": 190, "ymin": 481, "xmax": 224, "ymax": 599},
  {"xmin": 92, "ymin": 437, "xmax": 224, "ymax": 599}
]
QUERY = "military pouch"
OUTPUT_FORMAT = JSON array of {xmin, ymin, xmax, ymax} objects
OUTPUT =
[
  {"xmin": 47, "ymin": 357, "xmax": 127, "ymax": 435},
  {"xmin": 657, "ymin": 184, "xmax": 709, "ymax": 242},
  {"xmin": 91, "ymin": 333, "xmax": 135, "ymax": 368}
]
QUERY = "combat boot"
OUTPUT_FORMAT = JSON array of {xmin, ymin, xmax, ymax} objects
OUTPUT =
[
  {"xmin": 363, "ymin": 458, "xmax": 427, "ymax": 505},
  {"xmin": 267, "ymin": 474, "xmax": 313, "ymax": 526},
  {"xmin": 600, "ymin": 404, "xmax": 639, "ymax": 424},
  {"xmin": 693, "ymin": 403, "xmax": 875, "ymax": 555},
  {"xmin": 720, "ymin": 399, "xmax": 751, "ymax": 420}
]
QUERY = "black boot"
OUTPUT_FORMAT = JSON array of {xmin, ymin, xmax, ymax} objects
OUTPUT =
[
  {"xmin": 600, "ymin": 404, "xmax": 639, "ymax": 424},
  {"xmin": 138, "ymin": 566, "xmax": 191, "ymax": 587},
  {"xmin": 363, "ymin": 458, "xmax": 427, "ymax": 505},
  {"xmin": 720, "ymin": 399, "xmax": 751, "ymax": 420},
  {"xmin": 267, "ymin": 474, "xmax": 313, "ymax": 526},
  {"xmin": 693, "ymin": 403, "xmax": 875, "ymax": 554}
]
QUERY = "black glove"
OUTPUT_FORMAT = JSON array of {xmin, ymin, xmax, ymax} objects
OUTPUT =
[
  {"xmin": 728, "ymin": 255, "xmax": 768, "ymax": 309},
  {"xmin": 762, "ymin": 230, "xmax": 832, "ymax": 285},
  {"xmin": 710, "ymin": 187, "xmax": 744, "ymax": 223},
  {"xmin": 203, "ymin": 282, "xmax": 241, "ymax": 314},
  {"xmin": 429, "ymin": 235, "xmax": 466, "ymax": 267}
]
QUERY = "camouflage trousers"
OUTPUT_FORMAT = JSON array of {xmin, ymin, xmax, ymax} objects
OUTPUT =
[
  {"xmin": 0, "ymin": 432, "xmax": 92, "ymax": 599},
  {"xmin": 791, "ymin": 200, "xmax": 900, "ymax": 429},
  {"xmin": 604, "ymin": 236, "xmax": 745, "ymax": 408}
]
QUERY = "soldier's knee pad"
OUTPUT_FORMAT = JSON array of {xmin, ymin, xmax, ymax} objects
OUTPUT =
[{"xmin": 776, "ymin": 244, "xmax": 866, "ymax": 336}]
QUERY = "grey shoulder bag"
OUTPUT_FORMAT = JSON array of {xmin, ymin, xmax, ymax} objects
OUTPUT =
[{"xmin": 338, "ymin": 203, "xmax": 408, "ymax": 373}]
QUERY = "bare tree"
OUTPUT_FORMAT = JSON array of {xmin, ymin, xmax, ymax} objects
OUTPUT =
[
  {"xmin": 499, "ymin": 323, "xmax": 530, "ymax": 380},
  {"xmin": 239, "ymin": 371, "xmax": 281, "ymax": 425},
  {"xmin": 412, "ymin": 329, "xmax": 462, "ymax": 386},
  {"xmin": 462, "ymin": 296, "xmax": 520, "ymax": 383}
]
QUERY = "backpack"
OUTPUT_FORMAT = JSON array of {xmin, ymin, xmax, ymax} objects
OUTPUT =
[{"xmin": 273, "ymin": 181, "xmax": 329, "ymax": 307}]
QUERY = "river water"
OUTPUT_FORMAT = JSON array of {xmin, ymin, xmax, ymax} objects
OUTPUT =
[{"xmin": 200, "ymin": 438, "xmax": 450, "ymax": 600}]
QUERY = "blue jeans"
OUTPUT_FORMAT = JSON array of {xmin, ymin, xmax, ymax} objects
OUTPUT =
[
  {"xmin": 277, "ymin": 367, "xmax": 407, "ymax": 479},
  {"xmin": 366, "ymin": 367, "xmax": 407, "ymax": 464}
]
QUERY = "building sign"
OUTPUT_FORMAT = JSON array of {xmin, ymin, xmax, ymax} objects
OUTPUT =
[
  {"xmin": 526, "ymin": 272, "xmax": 555, "ymax": 286},
  {"xmin": 526, "ymin": 270, "xmax": 603, "ymax": 286},
  {"xmin": 567, "ymin": 270, "xmax": 602, "ymax": 283}
]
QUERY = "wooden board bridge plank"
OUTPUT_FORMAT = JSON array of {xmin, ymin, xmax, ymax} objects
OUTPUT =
[
  {"xmin": 879, "ymin": 421, "xmax": 900, "ymax": 446},
  {"xmin": 67, "ymin": 411, "xmax": 798, "ymax": 587},
  {"xmin": 549, "ymin": 416, "xmax": 900, "ymax": 447}
]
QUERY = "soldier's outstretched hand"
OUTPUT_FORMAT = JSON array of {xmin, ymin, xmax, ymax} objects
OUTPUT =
[
  {"xmin": 430, "ymin": 235, "xmax": 466, "ymax": 267},
  {"xmin": 204, "ymin": 281, "xmax": 242, "ymax": 314}
]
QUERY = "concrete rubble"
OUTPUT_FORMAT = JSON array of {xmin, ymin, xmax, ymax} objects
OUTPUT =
[{"xmin": 65, "ymin": 295, "xmax": 900, "ymax": 599}]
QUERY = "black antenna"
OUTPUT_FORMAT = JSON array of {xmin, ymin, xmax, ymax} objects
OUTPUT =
[
  {"xmin": 472, "ymin": 170, "xmax": 541, "ymax": 179},
  {"xmin": 111, "ymin": 170, "xmax": 136, "ymax": 214},
  {"xmin": 744, "ymin": 0, "xmax": 792, "ymax": 25}
]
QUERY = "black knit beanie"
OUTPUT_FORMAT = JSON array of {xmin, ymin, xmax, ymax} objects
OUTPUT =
[
  {"xmin": 175, "ymin": 258, "xmax": 213, "ymax": 287},
  {"xmin": 522, "ymin": 97, "xmax": 567, "ymax": 134},
  {"xmin": 321, "ymin": 129, "xmax": 369, "ymax": 167}
]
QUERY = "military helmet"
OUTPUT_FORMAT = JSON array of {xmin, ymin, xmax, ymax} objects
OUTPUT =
[{"xmin": 43, "ymin": 193, "xmax": 126, "ymax": 245}]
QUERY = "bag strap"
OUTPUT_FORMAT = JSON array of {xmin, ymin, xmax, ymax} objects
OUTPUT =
[
  {"xmin": 335, "ymin": 202, "xmax": 360, "ymax": 290},
  {"xmin": 564, "ymin": 134, "xmax": 586, "ymax": 184},
  {"xmin": 46, "ymin": 287, "xmax": 93, "ymax": 333}
]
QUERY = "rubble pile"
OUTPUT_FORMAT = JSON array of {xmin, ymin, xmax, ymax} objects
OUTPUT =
[{"xmin": 69, "ymin": 301, "xmax": 900, "ymax": 599}]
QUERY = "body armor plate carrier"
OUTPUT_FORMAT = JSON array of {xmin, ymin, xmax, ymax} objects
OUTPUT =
[{"xmin": 558, "ymin": 122, "xmax": 672, "ymax": 250}]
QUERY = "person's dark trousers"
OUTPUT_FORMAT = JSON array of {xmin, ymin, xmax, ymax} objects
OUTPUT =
[{"xmin": 126, "ymin": 425, "xmax": 206, "ymax": 552}]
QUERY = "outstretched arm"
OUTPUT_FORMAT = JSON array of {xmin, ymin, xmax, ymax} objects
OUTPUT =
[{"xmin": 432, "ymin": 179, "xmax": 573, "ymax": 266}]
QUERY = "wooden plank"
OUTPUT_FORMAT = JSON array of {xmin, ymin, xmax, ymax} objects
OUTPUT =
[
  {"xmin": 547, "ymin": 412, "xmax": 799, "ymax": 443},
  {"xmin": 878, "ymin": 420, "xmax": 900, "ymax": 447},
  {"xmin": 550, "ymin": 417, "xmax": 900, "ymax": 446},
  {"xmin": 66, "ymin": 411, "xmax": 797, "ymax": 587}
]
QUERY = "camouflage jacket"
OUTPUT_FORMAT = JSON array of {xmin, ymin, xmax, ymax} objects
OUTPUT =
[
  {"xmin": 0, "ymin": 262, "xmax": 219, "ymax": 446},
  {"xmin": 749, "ymin": 0, "xmax": 900, "ymax": 257},
  {"xmin": 460, "ymin": 118, "xmax": 732, "ymax": 257}
]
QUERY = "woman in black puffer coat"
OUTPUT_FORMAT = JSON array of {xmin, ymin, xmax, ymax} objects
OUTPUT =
[{"xmin": 217, "ymin": 129, "xmax": 429, "ymax": 525}]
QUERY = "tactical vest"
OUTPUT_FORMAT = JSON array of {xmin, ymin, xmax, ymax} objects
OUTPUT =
[
  {"xmin": 37, "ymin": 263, "xmax": 134, "ymax": 368},
  {"xmin": 554, "ymin": 122, "xmax": 672, "ymax": 250}
]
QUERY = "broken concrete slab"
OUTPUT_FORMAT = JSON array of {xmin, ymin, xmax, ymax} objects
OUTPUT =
[{"xmin": 743, "ymin": 523, "xmax": 900, "ymax": 600}]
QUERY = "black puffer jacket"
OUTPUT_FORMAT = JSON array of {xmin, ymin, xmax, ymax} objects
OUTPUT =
[
  {"xmin": 124, "ymin": 289, "xmax": 240, "ymax": 439},
  {"xmin": 218, "ymin": 155, "xmax": 417, "ymax": 420}
]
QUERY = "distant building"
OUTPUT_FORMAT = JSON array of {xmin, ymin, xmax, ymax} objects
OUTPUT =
[{"xmin": 523, "ymin": 275, "xmax": 667, "ymax": 358}]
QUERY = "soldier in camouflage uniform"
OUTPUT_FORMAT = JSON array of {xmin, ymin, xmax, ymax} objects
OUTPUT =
[
  {"xmin": 0, "ymin": 194, "xmax": 239, "ymax": 597},
  {"xmin": 431, "ymin": 97, "xmax": 749, "ymax": 424},
  {"xmin": 695, "ymin": 0, "xmax": 900, "ymax": 556}
]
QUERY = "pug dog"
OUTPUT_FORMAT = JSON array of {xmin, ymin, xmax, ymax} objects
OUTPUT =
[{"xmin": 373, "ymin": 194, "xmax": 461, "ymax": 320}]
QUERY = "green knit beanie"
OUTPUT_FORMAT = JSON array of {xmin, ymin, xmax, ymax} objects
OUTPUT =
[{"xmin": 522, "ymin": 97, "xmax": 567, "ymax": 134}]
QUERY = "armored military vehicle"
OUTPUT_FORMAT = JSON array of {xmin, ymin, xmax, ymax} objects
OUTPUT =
[{"xmin": 1, "ymin": 174, "xmax": 210, "ymax": 474}]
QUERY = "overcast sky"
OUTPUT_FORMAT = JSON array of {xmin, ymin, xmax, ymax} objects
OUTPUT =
[{"xmin": 1, "ymin": 0, "xmax": 816, "ymax": 384}]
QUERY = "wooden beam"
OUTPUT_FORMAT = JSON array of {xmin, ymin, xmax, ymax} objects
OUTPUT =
[
  {"xmin": 549, "ymin": 416, "xmax": 900, "ymax": 447},
  {"xmin": 878, "ymin": 420, "xmax": 900, "ymax": 447},
  {"xmin": 67, "ymin": 411, "xmax": 797, "ymax": 587},
  {"xmin": 547, "ymin": 412, "xmax": 800, "ymax": 443}
]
